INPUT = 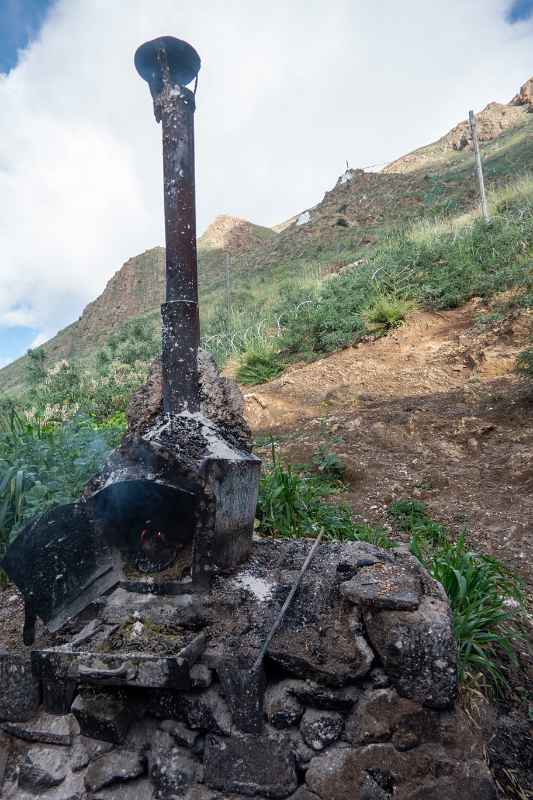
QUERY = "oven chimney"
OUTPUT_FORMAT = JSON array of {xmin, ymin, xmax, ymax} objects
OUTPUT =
[{"xmin": 135, "ymin": 36, "xmax": 202, "ymax": 415}]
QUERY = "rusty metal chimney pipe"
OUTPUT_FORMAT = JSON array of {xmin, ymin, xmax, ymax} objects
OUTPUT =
[{"xmin": 135, "ymin": 37, "xmax": 202, "ymax": 415}]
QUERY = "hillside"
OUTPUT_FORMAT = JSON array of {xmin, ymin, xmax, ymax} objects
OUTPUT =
[{"xmin": 1, "ymin": 76, "xmax": 532, "ymax": 395}]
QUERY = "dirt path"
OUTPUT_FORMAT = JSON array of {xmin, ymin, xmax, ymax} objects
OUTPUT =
[{"xmin": 243, "ymin": 303, "xmax": 533, "ymax": 596}]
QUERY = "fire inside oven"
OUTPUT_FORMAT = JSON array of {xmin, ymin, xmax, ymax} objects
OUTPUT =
[{"xmin": 92, "ymin": 479, "xmax": 196, "ymax": 576}]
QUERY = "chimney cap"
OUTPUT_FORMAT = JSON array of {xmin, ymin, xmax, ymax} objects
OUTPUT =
[{"xmin": 135, "ymin": 36, "xmax": 201, "ymax": 95}]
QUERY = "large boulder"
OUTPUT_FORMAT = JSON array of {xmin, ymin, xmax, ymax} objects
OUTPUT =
[
  {"xmin": 305, "ymin": 742, "xmax": 496, "ymax": 800},
  {"xmin": 204, "ymin": 732, "xmax": 298, "ymax": 798},
  {"xmin": 363, "ymin": 596, "xmax": 457, "ymax": 709}
]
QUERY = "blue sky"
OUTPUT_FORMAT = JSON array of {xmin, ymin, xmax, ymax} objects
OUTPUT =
[
  {"xmin": 0, "ymin": 0, "xmax": 532, "ymax": 371},
  {"xmin": 506, "ymin": 0, "xmax": 533, "ymax": 22},
  {"xmin": 0, "ymin": 0, "xmax": 55, "ymax": 74}
]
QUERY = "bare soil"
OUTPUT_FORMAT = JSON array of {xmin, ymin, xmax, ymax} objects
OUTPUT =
[{"xmin": 244, "ymin": 302, "xmax": 533, "ymax": 597}]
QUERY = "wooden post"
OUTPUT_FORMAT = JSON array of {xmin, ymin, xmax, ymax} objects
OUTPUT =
[
  {"xmin": 225, "ymin": 252, "xmax": 231, "ymax": 322},
  {"xmin": 469, "ymin": 110, "xmax": 490, "ymax": 223}
]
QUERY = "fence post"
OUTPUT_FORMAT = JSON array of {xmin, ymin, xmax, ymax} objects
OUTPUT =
[
  {"xmin": 468, "ymin": 110, "xmax": 490, "ymax": 223},
  {"xmin": 225, "ymin": 252, "xmax": 232, "ymax": 324}
]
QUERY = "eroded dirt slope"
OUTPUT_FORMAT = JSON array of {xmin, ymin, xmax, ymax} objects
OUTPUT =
[{"xmin": 243, "ymin": 303, "xmax": 533, "ymax": 594}]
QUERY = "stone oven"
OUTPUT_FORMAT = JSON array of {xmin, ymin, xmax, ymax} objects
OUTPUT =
[{"xmin": 1, "ymin": 34, "xmax": 260, "ymax": 644}]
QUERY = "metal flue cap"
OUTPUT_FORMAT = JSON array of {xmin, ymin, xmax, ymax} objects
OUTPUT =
[{"xmin": 135, "ymin": 36, "xmax": 201, "ymax": 95}]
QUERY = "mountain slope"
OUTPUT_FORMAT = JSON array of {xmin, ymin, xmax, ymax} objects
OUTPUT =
[{"xmin": 1, "ymin": 76, "xmax": 532, "ymax": 395}]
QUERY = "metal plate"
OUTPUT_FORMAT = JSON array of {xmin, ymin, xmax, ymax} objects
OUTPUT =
[{"xmin": 1, "ymin": 501, "xmax": 119, "ymax": 632}]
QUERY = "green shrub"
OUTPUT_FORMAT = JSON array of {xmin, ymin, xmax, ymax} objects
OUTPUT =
[
  {"xmin": 0, "ymin": 405, "xmax": 124, "ymax": 560},
  {"xmin": 312, "ymin": 445, "xmax": 346, "ymax": 479},
  {"xmin": 515, "ymin": 348, "xmax": 533, "ymax": 377},
  {"xmin": 363, "ymin": 295, "xmax": 417, "ymax": 331},
  {"xmin": 236, "ymin": 346, "xmax": 284, "ymax": 385},
  {"xmin": 256, "ymin": 443, "xmax": 394, "ymax": 548},
  {"xmin": 275, "ymin": 177, "xmax": 533, "ymax": 358},
  {"xmin": 389, "ymin": 499, "xmax": 526, "ymax": 693}
]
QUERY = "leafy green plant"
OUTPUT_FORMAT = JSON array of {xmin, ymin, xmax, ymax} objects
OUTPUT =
[
  {"xmin": 256, "ymin": 443, "xmax": 394, "ymax": 548},
  {"xmin": 312, "ymin": 445, "xmax": 346, "ymax": 479},
  {"xmin": 515, "ymin": 347, "xmax": 533, "ymax": 377},
  {"xmin": 363, "ymin": 295, "xmax": 417, "ymax": 332},
  {"xmin": 0, "ymin": 405, "xmax": 124, "ymax": 559},
  {"xmin": 389, "ymin": 499, "xmax": 526, "ymax": 693},
  {"xmin": 236, "ymin": 346, "xmax": 284, "ymax": 385}
]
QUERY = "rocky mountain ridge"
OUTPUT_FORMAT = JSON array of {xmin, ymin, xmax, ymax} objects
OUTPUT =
[{"xmin": 1, "ymin": 75, "xmax": 532, "ymax": 394}]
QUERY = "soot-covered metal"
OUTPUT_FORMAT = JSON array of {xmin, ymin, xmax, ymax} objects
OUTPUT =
[{"xmin": 1, "ymin": 36, "xmax": 261, "ymax": 649}]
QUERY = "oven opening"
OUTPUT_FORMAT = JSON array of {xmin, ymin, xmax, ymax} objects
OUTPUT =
[{"xmin": 92, "ymin": 479, "xmax": 196, "ymax": 578}]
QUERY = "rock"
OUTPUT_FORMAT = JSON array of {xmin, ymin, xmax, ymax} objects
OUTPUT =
[
  {"xmin": 72, "ymin": 691, "xmax": 135, "ymax": 744},
  {"xmin": 488, "ymin": 714, "xmax": 533, "ymax": 796},
  {"xmin": 18, "ymin": 746, "xmax": 68, "ymax": 791},
  {"xmin": 0, "ymin": 734, "xmax": 9, "ymax": 789},
  {"xmin": 287, "ymin": 789, "xmax": 322, "ymax": 800},
  {"xmin": 358, "ymin": 773, "xmax": 391, "ymax": 800},
  {"xmin": 269, "ymin": 619, "xmax": 374, "ymax": 687},
  {"xmin": 204, "ymin": 732, "xmax": 298, "ymax": 798},
  {"xmin": 127, "ymin": 350, "xmax": 252, "ymax": 450},
  {"xmin": 184, "ymin": 688, "xmax": 232, "ymax": 736},
  {"xmin": 3, "ymin": 711, "xmax": 78, "ymax": 746},
  {"xmin": 345, "ymin": 688, "xmax": 421, "ymax": 746},
  {"xmin": 84, "ymin": 748, "xmax": 146, "ymax": 792},
  {"xmin": 340, "ymin": 562, "xmax": 420, "ymax": 611},
  {"xmin": 218, "ymin": 656, "xmax": 266, "ymax": 733},
  {"xmin": 363, "ymin": 595, "xmax": 457, "ymax": 709},
  {"xmin": 300, "ymin": 709, "xmax": 344, "ymax": 751},
  {"xmin": 265, "ymin": 681, "xmax": 304, "ymax": 729},
  {"xmin": 290, "ymin": 681, "xmax": 360, "ymax": 713},
  {"xmin": 510, "ymin": 77, "xmax": 533, "ymax": 106},
  {"xmin": 364, "ymin": 669, "xmax": 389, "ymax": 690},
  {"xmin": 0, "ymin": 652, "xmax": 40, "ymax": 722},
  {"xmin": 305, "ymin": 743, "xmax": 496, "ymax": 800},
  {"xmin": 71, "ymin": 735, "xmax": 114, "ymax": 771},
  {"xmin": 149, "ymin": 741, "xmax": 201, "ymax": 799},
  {"xmin": 160, "ymin": 719, "xmax": 202, "ymax": 750},
  {"xmin": 92, "ymin": 777, "xmax": 155, "ymax": 800},
  {"xmin": 190, "ymin": 663, "xmax": 213, "ymax": 689}
]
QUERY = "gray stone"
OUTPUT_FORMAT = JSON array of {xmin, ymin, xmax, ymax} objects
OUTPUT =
[
  {"xmin": 340, "ymin": 562, "xmax": 420, "ymax": 611},
  {"xmin": 269, "ymin": 618, "xmax": 374, "ymax": 687},
  {"xmin": 358, "ymin": 773, "xmax": 391, "ymax": 800},
  {"xmin": 0, "ymin": 733, "xmax": 9, "ymax": 790},
  {"xmin": 149, "ymin": 737, "xmax": 201, "ymax": 799},
  {"xmin": 265, "ymin": 681, "xmax": 304, "ymax": 729},
  {"xmin": 0, "ymin": 652, "xmax": 40, "ymax": 722},
  {"xmin": 204, "ymin": 732, "xmax": 298, "ymax": 798},
  {"xmin": 3, "ymin": 711, "xmax": 78, "ymax": 745},
  {"xmin": 160, "ymin": 719, "xmax": 202, "ymax": 749},
  {"xmin": 345, "ymin": 688, "xmax": 421, "ymax": 746},
  {"xmin": 290, "ymin": 681, "xmax": 360, "ymax": 713},
  {"xmin": 184, "ymin": 688, "xmax": 232, "ymax": 736},
  {"xmin": 18, "ymin": 746, "xmax": 68, "ymax": 791},
  {"xmin": 71, "ymin": 735, "xmax": 114, "ymax": 771},
  {"xmin": 190, "ymin": 663, "xmax": 213, "ymax": 689},
  {"xmin": 300, "ymin": 709, "xmax": 344, "ymax": 751},
  {"xmin": 287, "ymin": 789, "xmax": 321, "ymax": 800},
  {"xmin": 218, "ymin": 656, "xmax": 266, "ymax": 733},
  {"xmin": 363, "ymin": 595, "xmax": 457, "ymax": 709},
  {"xmin": 305, "ymin": 742, "xmax": 497, "ymax": 800},
  {"xmin": 72, "ymin": 691, "xmax": 135, "ymax": 744},
  {"xmin": 85, "ymin": 748, "xmax": 146, "ymax": 792},
  {"xmin": 93, "ymin": 777, "xmax": 155, "ymax": 800}
]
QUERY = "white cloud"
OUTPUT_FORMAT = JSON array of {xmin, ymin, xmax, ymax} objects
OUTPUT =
[{"xmin": 0, "ymin": 0, "xmax": 531, "ymax": 354}]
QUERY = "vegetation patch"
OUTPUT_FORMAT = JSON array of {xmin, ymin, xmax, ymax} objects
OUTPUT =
[
  {"xmin": 256, "ymin": 442, "xmax": 394, "ymax": 549},
  {"xmin": 389, "ymin": 500, "xmax": 527, "ymax": 695}
]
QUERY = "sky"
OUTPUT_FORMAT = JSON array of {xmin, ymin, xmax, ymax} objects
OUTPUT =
[{"xmin": 0, "ymin": 1, "xmax": 532, "ymax": 369}]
